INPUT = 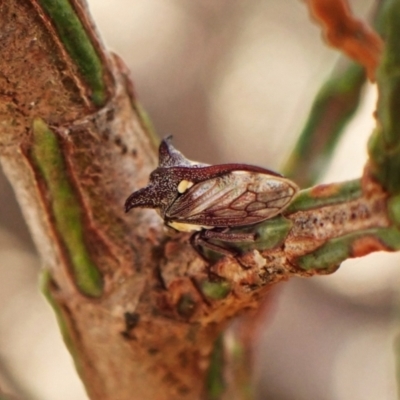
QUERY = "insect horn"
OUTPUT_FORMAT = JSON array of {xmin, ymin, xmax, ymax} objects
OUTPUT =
[
  {"xmin": 158, "ymin": 136, "xmax": 193, "ymax": 168},
  {"xmin": 124, "ymin": 185, "xmax": 159, "ymax": 212}
]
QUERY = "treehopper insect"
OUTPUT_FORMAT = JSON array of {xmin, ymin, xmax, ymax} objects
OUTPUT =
[{"xmin": 125, "ymin": 137, "xmax": 299, "ymax": 262}]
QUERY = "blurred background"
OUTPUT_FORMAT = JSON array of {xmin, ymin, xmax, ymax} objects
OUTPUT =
[{"xmin": 1, "ymin": 0, "xmax": 399, "ymax": 399}]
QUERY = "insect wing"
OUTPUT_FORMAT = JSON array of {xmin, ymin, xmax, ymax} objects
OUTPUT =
[{"xmin": 165, "ymin": 171, "xmax": 298, "ymax": 227}]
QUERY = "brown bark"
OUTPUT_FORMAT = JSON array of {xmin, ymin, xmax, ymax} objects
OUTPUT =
[
  {"xmin": 0, "ymin": 1, "xmax": 233, "ymax": 398},
  {"xmin": 0, "ymin": 1, "xmax": 394, "ymax": 400}
]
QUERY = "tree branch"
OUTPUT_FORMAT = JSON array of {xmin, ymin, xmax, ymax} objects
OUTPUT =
[{"xmin": 1, "ymin": 1, "xmax": 400, "ymax": 400}]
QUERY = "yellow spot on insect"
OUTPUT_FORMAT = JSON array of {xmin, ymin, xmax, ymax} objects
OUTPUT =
[
  {"xmin": 177, "ymin": 180, "xmax": 194, "ymax": 194},
  {"xmin": 168, "ymin": 221, "xmax": 212, "ymax": 232}
]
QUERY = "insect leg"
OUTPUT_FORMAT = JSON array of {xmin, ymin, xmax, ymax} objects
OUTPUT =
[
  {"xmin": 190, "ymin": 230, "xmax": 254, "ymax": 269},
  {"xmin": 202, "ymin": 229, "xmax": 256, "ymax": 243},
  {"xmin": 191, "ymin": 231, "xmax": 239, "ymax": 259}
]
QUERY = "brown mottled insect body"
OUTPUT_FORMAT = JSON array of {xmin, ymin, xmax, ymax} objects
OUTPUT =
[{"xmin": 125, "ymin": 137, "xmax": 298, "ymax": 260}]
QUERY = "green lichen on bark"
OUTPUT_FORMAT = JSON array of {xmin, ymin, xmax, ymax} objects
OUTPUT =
[
  {"xmin": 285, "ymin": 179, "xmax": 362, "ymax": 213},
  {"xmin": 296, "ymin": 230, "xmax": 368, "ymax": 271},
  {"xmin": 205, "ymin": 335, "xmax": 225, "ymax": 400},
  {"xmin": 37, "ymin": 0, "xmax": 107, "ymax": 106},
  {"xmin": 369, "ymin": 0, "xmax": 400, "ymax": 194},
  {"xmin": 31, "ymin": 118, "xmax": 103, "ymax": 297},
  {"xmin": 284, "ymin": 62, "xmax": 365, "ymax": 187},
  {"xmin": 40, "ymin": 269, "xmax": 83, "ymax": 373},
  {"xmin": 200, "ymin": 280, "xmax": 231, "ymax": 300},
  {"xmin": 297, "ymin": 227, "xmax": 400, "ymax": 271},
  {"xmin": 388, "ymin": 194, "xmax": 400, "ymax": 227}
]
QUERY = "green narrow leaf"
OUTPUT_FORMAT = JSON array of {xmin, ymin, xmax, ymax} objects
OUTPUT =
[
  {"xmin": 31, "ymin": 118, "xmax": 103, "ymax": 297},
  {"xmin": 38, "ymin": 0, "xmax": 107, "ymax": 106}
]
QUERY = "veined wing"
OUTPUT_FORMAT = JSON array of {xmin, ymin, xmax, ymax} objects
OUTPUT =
[{"xmin": 165, "ymin": 171, "xmax": 298, "ymax": 227}]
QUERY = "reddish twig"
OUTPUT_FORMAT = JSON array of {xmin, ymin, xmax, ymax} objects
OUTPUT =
[{"xmin": 305, "ymin": 0, "xmax": 383, "ymax": 80}]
